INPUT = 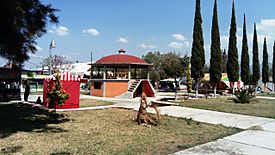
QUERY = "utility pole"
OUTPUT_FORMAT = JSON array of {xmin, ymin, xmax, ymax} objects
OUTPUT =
[
  {"xmin": 90, "ymin": 51, "xmax": 93, "ymax": 79},
  {"xmin": 49, "ymin": 40, "xmax": 56, "ymax": 75}
]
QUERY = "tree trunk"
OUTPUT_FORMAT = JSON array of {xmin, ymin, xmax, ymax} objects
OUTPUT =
[
  {"xmin": 174, "ymin": 77, "xmax": 178, "ymax": 100},
  {"xmin": 264, "ymin": 83, "xmax": 266, "ymax": 93},
  {"xmin": 195, "ymin": 82, "xmax": 198, "ymax": 98},
  {"xmin": 214, "ymin": 85, "xmax": 217, "ymax": 97},
  {"xmin": 232, "ymin": 82, "xmax": 235, "ymax": 95},
  {"xmin": 255, "ymin": 81, "xmax": 258, "ymax": 94}
]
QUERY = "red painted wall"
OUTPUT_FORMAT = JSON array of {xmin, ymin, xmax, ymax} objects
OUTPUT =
[
  {"xmin": 142, "ymin": 81, "xmax": 155, "ymax": 97},
  {"xmin": 43, "ymin": 80, "xmax": 80, "ymax": 109},
  {"xmin": 133, "ymin": 80, "xmax": 155, "ymax": 97}
]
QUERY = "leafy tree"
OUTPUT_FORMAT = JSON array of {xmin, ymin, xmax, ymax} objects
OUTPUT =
[
  {"xmin": 142, "ymin": 51, "xmax": 166, "ymax": 86},
  {"xmin": 181, "ymin": 55, "xmax": 191, "ymax": 76},
  {"xmin": 181, "ymin": 55, "xmax": 192, "ymax": 93},
  {"xmin": 241, "ymin": 14, "xmax": 250, "ymax": 86},
  {"xmin": 273, "ymin": 41, "xmax": 275, "ymax": 92},
  {"xmin": 209, "ymin": 0, "xmax": 222, "ymax": 97},
  {"xmin": 226, "ymin": 2, "xmax": 239, "ymax": 94},
  {"xmin": 191, "ymin": 0, "xmax": 205, "ymax": 97},
  {"xmin": 262, "ymin": 38, "xmax": 269, "ymax": 92},
  {"xmin": 42, "ymin": 55, "xmax": 71, "ymax": 74},
  {"xmin": 252, "ymin": 23, "xmax": 260, "ymax": 92},
  {"xmin": 27, "ymin": 72, "xmax": 34, "ymax": 78},
  {"xmin": 222, "ymin": 49, "xmax": 227, "ymax": 73},
  {"xmin": 0, "ymin": 0, "xmax": 58, "ymax": 65},
  {"xmin": 186, "ymin": 61, "xmax": 192, "ymax": 94},
  {"xmin": 46, "ymin": 74, "xmax": 69, "ymax": 113},
  {"xmin": 162, "ymin": 52, "xmax": 184, "ymax": 99}
]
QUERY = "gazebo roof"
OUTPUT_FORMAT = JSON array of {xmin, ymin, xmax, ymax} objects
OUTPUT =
[{"xmin": 93, "ymin": 49, "xmax": 152, "ymax": 66}]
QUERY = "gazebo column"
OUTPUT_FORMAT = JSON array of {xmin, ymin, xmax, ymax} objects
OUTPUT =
[
  {"xmin": 147, "ymin": 67, "xmax": 150, "ymax": 80},
  {"xmin": 128, "ymin": 65, "xmax": 131, "ymax": 88},
  {"xmin": 103, "ymin": 66, "xmax": 106, "ymax": 97}
]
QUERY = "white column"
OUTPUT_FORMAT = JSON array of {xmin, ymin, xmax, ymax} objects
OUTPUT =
[
  {"xmin": 147, "ymin": 67, "xmax": 150, "ymax": 80},
  {"xmin": 103, "ymin": 66, "xmax": 106, "ymax": 97},
  {"xmin": 128, "ymin": 65, "xmax": 131, "ymax": 88}
]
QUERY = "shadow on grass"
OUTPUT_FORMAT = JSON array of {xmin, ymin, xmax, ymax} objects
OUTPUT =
[
  {"xmin": 0, "ymin": 102, "xmax": 70, "ymax": 139},
  {"xmin": 0, "ymin": 145, "xmax": 23, "ymax": 154}
]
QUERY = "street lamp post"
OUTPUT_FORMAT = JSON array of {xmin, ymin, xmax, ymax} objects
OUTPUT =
[{"xmin": 49, "ymin": 40, "xmax": 56, "ymax": 75}]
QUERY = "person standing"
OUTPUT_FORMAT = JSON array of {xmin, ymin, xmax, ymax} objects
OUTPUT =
[{"xmin": 24, "ymin": 80, "xmax": 30, "ymax": 101}]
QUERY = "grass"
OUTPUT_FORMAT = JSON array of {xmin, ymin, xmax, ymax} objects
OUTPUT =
[
  {"xmin": 258, "ymin": 93, "xmax": 275, "ymax": 97},
  {"xmin": 0, "ymin": 103, "xmax": 240, "ymax": 154},
  {"xmin": 80, "ymin": 99, "xmax": 114, "ymax": 108},
  {"xmin": 176, "ymin": 97, "xmax": 275, "ymax": 119}
]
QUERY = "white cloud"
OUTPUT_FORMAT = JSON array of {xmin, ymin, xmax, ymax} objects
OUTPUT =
[
  {"xmin": 172, "ymin": 34, "xmax": 186, "ymax": 41},
  {"xmin": 48, "ymin": 26, "xmax": 69, "ymax": 36},
  {"xmin": 35, "ymin": 45, "xmax": 43, "ymax": 51},
  {"xmin": 140, "ymin": 44, "xmax": 157, "ymax": 49},
  {"xmin": 168, "ymin": 42, "xmax": 183, "ymax": 49},
  {"xmin": 257, "ymin": 19, "xmax": 275, "ymax": 37},
  {"xmin": 183, "ymin": 41, "xmax": 190, "ymax": 48},
  {"xmin": 48, "ymin": 29, "xmax": 54, "ymax": 33},
  {"xmin": 117, "ymin": 37, "xmax": 128, "ymax": 43},
  {"xmin": 30, "ymin": 54, "xmax": 46, "ymax": 59},
  {"xmin": 82, "ymin": 28, "xmax": 100, "ymax": 36}
]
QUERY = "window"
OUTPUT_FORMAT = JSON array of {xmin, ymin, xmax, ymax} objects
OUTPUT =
[{"xmin": 94, "ymin": 82, "xmax": 101, "ymax": 89}]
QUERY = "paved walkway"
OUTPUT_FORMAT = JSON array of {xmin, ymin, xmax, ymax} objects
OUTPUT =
[
  {"xmin": 82, "ymin": 95, "xmax": 275, "ymax": 155},
  {"xmin": 23, "ymin": 94, "xmax": 275, "ymax": 154}
]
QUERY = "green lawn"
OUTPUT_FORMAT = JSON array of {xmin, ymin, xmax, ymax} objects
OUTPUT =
[
  {"xmin": 258, "ymin": 93, "xmax": 275, "ymax": 97},
  {"xmin": 0, "ymin": 103, "xmax": 240, "ymax": 154},
  {"xmin": 80, "ymin": 99, "xmax": 114, "ymax": 108},
  {"xmin": 176, "ymin": 97, "xmax": 275, "ymax": 119}
]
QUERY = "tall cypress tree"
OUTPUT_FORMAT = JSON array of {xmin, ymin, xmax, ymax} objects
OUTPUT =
[
  {"xmin": 226, "ymin": 1, "xmax": 239, "ymax": 92},
  {"xmin": 252, "ymin": 23, "xmax": 260, "ymax": 90},
  {"xmin": 262, "ymin": 37, "xmax": 269, "ymax": 91},
  {"xmin": 209, "ymin": 0, "xmax": 222, "ymax": 96},
  {"xmin": 273, "ymin": 41, "xmax": 275, "ymax": 92},
  {"xmin": 191, "ymin": 0, "xmax": 205, "ymax": 97},
  {"xmin": 241, "ymin": 14, "xmax": 250, "ymax": 86},
  {"xmin": 222, "ymin": 49, "xmax": 227, "ymax": 73}
]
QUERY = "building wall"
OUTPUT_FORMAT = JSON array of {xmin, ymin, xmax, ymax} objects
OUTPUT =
[
  {"xmin": 91, "ymin": 81, "xmax": 103, "ymax": 97},
  {"xmin": 105, "ymin": 81, "xmax": 128, "ymax": 97}
]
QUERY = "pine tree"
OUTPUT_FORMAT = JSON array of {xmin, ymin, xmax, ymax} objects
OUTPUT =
[
  {"xmin": 209, "ymin": 0, "xmax": 222, "ymax": 97},
  {"xmin": 252, "ymin": 23, "xmax": 260, "ymax": 92},
  {"xmin": 241, "ymin": 14, "xmax": 250, "ymax": 86},
  {"xmin": 222, "ymin": 49, "xmax": 227, "ymax": 73},
  {"xmin": 46, "ymin": 74, "xmax": 70, "ymax": 113},
  {"xmin": 273, "ymin": 41, "xmax": 275, "ymax": 92},
  {"xmin": 191, "ymin": 0, "xmax": 205, "ymax": 97},
  {"xmin": 226, "ymin": 1, "xmax": 239, "ymax": 93},
  {"xmin": 262, "ymin": 38, "xmax": 269, "ymax": 92}
]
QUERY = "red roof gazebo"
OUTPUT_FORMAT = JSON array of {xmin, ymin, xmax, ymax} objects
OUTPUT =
[{"xmin": 90, "ymin": 49, "xmax": 155, "ymax": 98}]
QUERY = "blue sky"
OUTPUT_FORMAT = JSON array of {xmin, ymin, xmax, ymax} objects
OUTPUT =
[{"xmin": 1, "ymin": 0, "xmax": 275, "ymax": 69}]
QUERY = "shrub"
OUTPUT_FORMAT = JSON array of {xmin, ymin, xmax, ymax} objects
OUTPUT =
[
  {"xmin": 27, "ymin": 72, "xmax": 34, "ymax": 77},
  {"xmin": 234, "ymin": 89, "xmax": 254, "ymax": 104}
]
